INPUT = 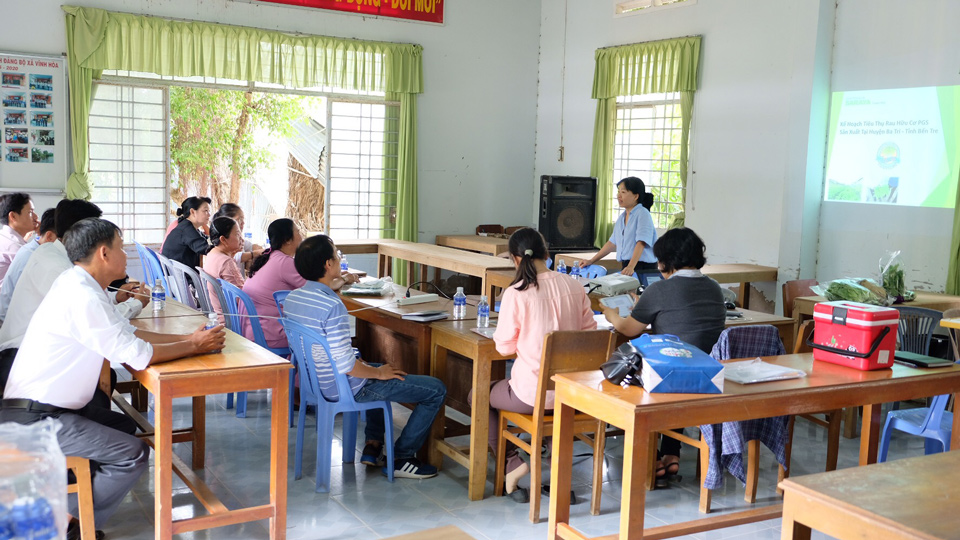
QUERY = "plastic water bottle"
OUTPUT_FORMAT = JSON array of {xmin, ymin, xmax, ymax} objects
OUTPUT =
[
  {"xmin": 557, "ymin": 259, "xmax": 567, "ymax": 274},
  {"xmin": 243, "ymin": 231, "xmax": 252, "ymax": 243},
  {"xmin": 453, "ymin": 287, "xmax": 467, "ymax": 320},
  {"xmin": 339, "ymin": 250, "xmax": 349, "ymax": 272},
  {"xmin": 151, "ymin": 278, "xmax": 165, "ymax": 314},
  {"xmin": 205, "ymin": 312, "xmax": 219, "ymax": 330},
  {"xmin": 570, "ymin": 263, "xmax": 581, "ymax": 278},
  {"xmin": 477, "ymin": 295, "xmax": 490, "ymax": 328},
  {"xmin": 29, "ymin": 498, "xmax": 55, "ymax": 540}
]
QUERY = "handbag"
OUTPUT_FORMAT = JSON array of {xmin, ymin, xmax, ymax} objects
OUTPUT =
[{"xmin": 600, "ymin": 341, "xmax": 643, "ymax": 387}]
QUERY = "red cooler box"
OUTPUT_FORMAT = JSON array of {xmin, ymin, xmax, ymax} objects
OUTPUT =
[{"xmin": 811, "ymin": 301, "xmax": 898, "ymax": 370}]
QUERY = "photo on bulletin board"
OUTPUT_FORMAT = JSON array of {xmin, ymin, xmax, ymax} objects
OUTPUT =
[{"xmin": 0, "ymin": 52, "xmax": 67, "ymax": 191}]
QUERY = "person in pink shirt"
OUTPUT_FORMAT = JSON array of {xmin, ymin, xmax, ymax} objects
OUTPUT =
[
  {"xmin": 241, "ymin": 218, "xmax": 306, "ymax": 348},
  {"xmin": 0, "ymin": 192, "xmax": 39, "ymax": 285},
  {"xmin": 471, "ymin": 227, "xmax": 596, "ymax": 502},
  {"xmin": 203, "ymin": 216, "xmax": 246, "ymax": 324}
]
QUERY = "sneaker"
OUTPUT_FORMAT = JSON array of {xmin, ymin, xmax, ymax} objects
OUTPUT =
[
  {"xmin": 360, "ymin": 443, "xmax": 385, "ymax": 467},
  {"xmin": 386, "ymin": 457, "xmax": 438, "ymax": 479}
]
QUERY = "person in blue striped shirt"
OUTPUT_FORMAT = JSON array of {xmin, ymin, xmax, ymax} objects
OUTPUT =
[{"xmin": 283, "ymin": 234, "xmax": 447, "ymax": 479}]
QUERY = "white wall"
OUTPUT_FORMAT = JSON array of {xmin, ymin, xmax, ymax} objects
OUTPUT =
[
  {"xmin": 817, "ymin": 0, "xmax": 960, "ymax": 291},
  {"xmin": 1, "ymin": 0, "xmax": 541, "ymax": 244},
  {"xmin": 535, "ymin": 0, "xmax": 829, "ymax": 279}
]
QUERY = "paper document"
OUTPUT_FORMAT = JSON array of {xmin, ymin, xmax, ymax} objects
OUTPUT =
[
  {"xmin": 401, "ymin": 310, "xmax": 449, "ymax": 322},
  {"xmin": 598, "ymin": 294, "xmax": 634, "ymax": 317},
  {"xmin": 342, "ymin": 278, "xmax": 390, "ymax": 296},
  {"xmin": 593, "ymin": 314, "xmax": 613, "ymax": 330},
  {"xmin": 723, "ymin": 358, "xmax": 807, "ymax": 384},
  {"xmin": 471, "ymin": 326, "xmax": 497, "ymax": 339}
]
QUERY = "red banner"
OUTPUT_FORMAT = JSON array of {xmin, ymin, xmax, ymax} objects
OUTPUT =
[{"xmin": 253, "ymin": 0, "xmax": 443, "ymax": 24}]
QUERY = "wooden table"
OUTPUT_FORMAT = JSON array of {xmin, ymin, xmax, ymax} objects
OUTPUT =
[
  {"xmin": 428, "ymin": 320, "xmax": 512, "ymax": 501},
  {"xmin": 547, "ymin": 354, "xmax": 960, "ymax": 540},
  {"xmin": 128, "ymin": 301, "xmax": 292, "ymax": 540},
  {"xmin": 780, "ymin": 451, "xmax": 960, "ymax": 540},
  {"xmin": 436, "ymin": 234, "xmax": 510, "ymax": 257},
  {"xmin": 552, "ymin": 254, "xmax": 778, "ymax": 307},
  {"xmin": 376, "ymin": 240, "xmax": 515, "ymax": 298}
]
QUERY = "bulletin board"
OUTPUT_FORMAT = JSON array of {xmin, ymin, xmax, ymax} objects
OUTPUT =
[{"xmin": 0, "ymin": 52, "xmax": 68, "ymax": 192}]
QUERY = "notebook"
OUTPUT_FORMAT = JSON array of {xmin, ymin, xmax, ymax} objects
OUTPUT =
[
  {"xmin": 401, "ymin": 310, "xmax": 449, "ymax": 322},
  {"xmin": 893, "ymin": 351, "xmax": 955, "ymax": 369}
]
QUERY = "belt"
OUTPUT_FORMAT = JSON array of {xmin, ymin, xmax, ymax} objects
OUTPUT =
[{"xmin": 0, "ymin": 399, "xmax": 70, "ymax": 414}]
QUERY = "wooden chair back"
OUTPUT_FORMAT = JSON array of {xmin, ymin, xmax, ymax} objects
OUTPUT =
[
  {"xmin": 531, "ymin": 330, "xmax": 616, "ymax": 421},
  {"xmin": 504, "ymin": 226, "xmax": 525, "ymax": 235},
  {"xmin": 782, "ymin": 279, "xmax": 818, "ymax": 318}
]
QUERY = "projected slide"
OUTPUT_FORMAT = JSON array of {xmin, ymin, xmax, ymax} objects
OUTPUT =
[{"xmin": 824, "ymin": 86, "xmax": 960, "ymax": 208}]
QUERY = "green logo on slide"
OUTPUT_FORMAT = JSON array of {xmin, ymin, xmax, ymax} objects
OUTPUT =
[{"xmin": 876, "ymin": 142, "xmax": 900, "ymax": 169}]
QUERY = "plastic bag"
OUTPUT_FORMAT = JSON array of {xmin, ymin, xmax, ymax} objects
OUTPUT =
[
  {"xmin": 813, "ymin": 278, "xmax": 890, "ymax": 306},
  {"xmin": 879, "ymin": 250, "xmax": 913, "ymax": 303},
  {"xmin": 0, "ymin": 418, "xmax": 67, "ymax": 540}
]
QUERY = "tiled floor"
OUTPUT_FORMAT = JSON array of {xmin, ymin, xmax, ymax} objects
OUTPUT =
[{"xmin": 103, "ymin": 390, "xmax": 930, "ymax": 540}]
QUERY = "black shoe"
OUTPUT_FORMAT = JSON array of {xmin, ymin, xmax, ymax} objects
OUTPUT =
[
  {"xmin": 67, "ymin": 519, "xmax": 105, "ymax": 540},
  {"xmin": 360, "ymin": 443, "xmax": 384, "ymax": 467},
  {"xmin": 386, "ymin": 457, "xmax": 438, "ymax": 479}
]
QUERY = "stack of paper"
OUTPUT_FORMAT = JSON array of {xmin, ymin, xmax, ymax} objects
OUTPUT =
[
  {"xmin": 401, "ymin": 310, "xmax": 449, "ymax": 322},
  {"xmin": 341, "ymin": 278, "xmax": 390, "ymax": 296},
  {"xmin": 723, "ymin": 358, "xmax": 807, "ymax": 384}
]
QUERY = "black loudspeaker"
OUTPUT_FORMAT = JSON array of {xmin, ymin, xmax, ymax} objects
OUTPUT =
[{"xmin": 538, "ymin": 175, "xmax": 597, "ymax": 249}]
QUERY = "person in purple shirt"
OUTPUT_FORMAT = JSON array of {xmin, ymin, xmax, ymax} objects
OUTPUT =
[{"xmin": 0, "ymin": 192, "xmax": 39, "ymax": 285}]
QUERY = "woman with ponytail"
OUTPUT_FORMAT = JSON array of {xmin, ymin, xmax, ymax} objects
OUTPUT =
[
  {"xmin": 161, "ymin": 196, "xmax": 212, "ymax": 268},
  {"xmin": 202, "ymin": 217, "xmax": 245, "ymax": 323},
  {"xmin": 579, "ymin": 176, "xmax": 658, "ymax": 276},
  {"xmin": 468, "ymin": 227, "xmax": 595, "ymax": 502},
  {"xmin": 240, "ymin": 218, "xmax": 306, "ymax": 348}
]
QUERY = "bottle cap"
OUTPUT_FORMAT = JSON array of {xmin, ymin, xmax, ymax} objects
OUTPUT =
[
  {"xmin": 155, "ymin": 278, "xmax": 162, "ymax": 286},
  {"xmin": 456, "ymin": 287, "xmax": 464, "ymax": 293},
  {"xmin": 480, "ymin": 295, "xmax": 488, "ymax": 302}
]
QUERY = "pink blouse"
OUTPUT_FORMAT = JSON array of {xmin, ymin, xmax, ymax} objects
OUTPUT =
[
  {"xmin": 241, "ymin": 251, "xmax": 306, "ymax": 349},
  {"xmin": 493, "ymin": 271, "xmax": 596, "ymax": 408},
  {"xmin": 202, "ymin": 248, "xmax": 245, "ymax": 325}
]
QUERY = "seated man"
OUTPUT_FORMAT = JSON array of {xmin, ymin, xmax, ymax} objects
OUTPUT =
[
  {"xmin": 0, "ymin": 217, "xmax": 225, "ymax": 540},
  {"xmin": 0, "ymin": 207, "xmax": 57, "ymax": 325},
  {"xmin": 0, "ymin": 192, "xmax": 39, "ymax": 285},
  {"xmin": 284, "ymin": 234, "xmax": 447, "ymax": 479}
]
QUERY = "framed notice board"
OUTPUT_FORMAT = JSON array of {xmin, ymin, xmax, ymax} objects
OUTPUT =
[{"xmin": 0, "ymin": 52, "xmax": 68, "ymax": 192}]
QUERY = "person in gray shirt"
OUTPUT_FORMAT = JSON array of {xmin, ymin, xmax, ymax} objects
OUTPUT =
[{"xmin": 602, "ymin": 227, "xmax": 726, "ymax": 487}]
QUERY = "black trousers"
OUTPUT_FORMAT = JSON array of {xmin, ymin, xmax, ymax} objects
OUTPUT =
[{"xmin": 0, "ymin": 401, "xmax": 148, "ymax": 528}]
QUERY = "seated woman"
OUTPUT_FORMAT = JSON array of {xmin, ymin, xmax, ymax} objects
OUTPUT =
[
  {"xmin": 203, "ymin": 216, "xmax": 245, "ymax": 324},
  {"xmin": 602, "ymin": 227, "xmax": 725, "ymax": 486},
  {"xmin": 162, "ymin": 196, "xmax": 212, "ymax": 269},
  {"xmin": 213, "ymin": 203, "xmax": 262, "ymax": 276},
  {"xmin": 470, "ymin": 227, "xmax": 596, "ymax": 502},
  {"xmin": 241, "ymin": 219, "xmax": 306, "ymax": 349}
]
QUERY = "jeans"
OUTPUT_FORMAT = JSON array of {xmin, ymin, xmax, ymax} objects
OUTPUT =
[{"xmin": 353, "ymin": 365, "xmax": 447, "ymax": 460}]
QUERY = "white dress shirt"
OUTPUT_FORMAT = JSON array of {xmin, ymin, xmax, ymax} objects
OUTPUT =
[
  {"xmin": 0, "ymin": 237, "xmax": 40, "ymax": 323},
  {"xmin": 4, "ymin": 266, "xmax": 153, "ymax": 409},
  {"xmin": 0, "ymin": 224, "xmax": 27, "ymax": 286},
  {"xmin": 0, "ymin": 240, "xmax": 142, "ymax": 351}
]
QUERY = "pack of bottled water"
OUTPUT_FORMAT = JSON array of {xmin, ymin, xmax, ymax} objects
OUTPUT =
[{"xmin": 0, "ymin": 418, "xmax": 66, "ymax": 540}]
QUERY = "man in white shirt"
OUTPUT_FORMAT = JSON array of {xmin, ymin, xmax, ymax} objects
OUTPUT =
[
  {"xmin": 0, "ymin": 200, "xmax": 147, "ymax": 388},
  {"xmin": 0, "ymin": 207, "xmax": 56, "ymax": 325},
  {"xmin": 0, "ymin": 218, "xmax": 225, "ymax": 538},
  {"xmin": 0, "ymin": 192, "xmax": 39, "ymax": 285}
]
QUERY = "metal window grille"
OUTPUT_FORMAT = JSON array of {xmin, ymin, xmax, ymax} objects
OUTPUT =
[
  {"xmin": 89, "ymin": 83, "xmax": 169, "ymax": 245},
  {"xmin": 326, "ymin": 100, "xmax": 399, "ymax": 240},
  {"xmin": 613, "ymin": 93, "xmax": 686, "ymax": 228}
]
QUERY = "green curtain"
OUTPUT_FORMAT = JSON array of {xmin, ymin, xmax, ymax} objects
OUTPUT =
[
  {"xmin": 380, "ymin": 93, "xmax": 418, "ymax": 285},
  {"xmin": 61, "ymin": 5, "xmax": 423, "ymax": 234},
  {"xmin": 63, "ymin": 9, "xmax": 105, "ymax": 200},
  {"xmin": 589, "ymin": 36, "xmax": 701, "ymax": 245},
  {"xmin": 946, "ymin": 170, "xmax": 960, "ymax": 294}
]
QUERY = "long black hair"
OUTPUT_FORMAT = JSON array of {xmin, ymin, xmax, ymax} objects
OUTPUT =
[
  {"xmin": 210, "ymin": 217, "xmax": 238, "ymax": 248},
  {"xmin": 249, "ymin": 218, "xmax": 296, "ymax": 277},
  {"xmin": 176, "ymin": 196, "xmax": 212, "ymax": 222},
  {"xmin": 618, "ymin": 177, "xmax": 654, "ymax": 210},
  {"xmin": 508, "ymin": 227, "xmax": 549, "ymax": 291}
]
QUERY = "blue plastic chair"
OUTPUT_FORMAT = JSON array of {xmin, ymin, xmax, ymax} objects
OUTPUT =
[
  {"xmin": 219, "ymin": 280, "xmax": 292, "ymax": 420},
  {"xmin": 135, "ymin": 242, "xmax": 170, "ymax": 293},
  {"xmin": 581, "ymin": 264, "xmax": 607, "ymax": 279},
  {"xmin": 281, "ymin": 317, "xmax": 395, "ymax": 492},
  {"xmin": 878, "ymin": 393, "xmax": 953, "ymax": 462},
  {"xmin": 156, "ymin": 253, "xmax": 186, "ymax": 305},
  {"xmin": 545, "ymin": 258, "xmax": 553, "ymax": 270}
]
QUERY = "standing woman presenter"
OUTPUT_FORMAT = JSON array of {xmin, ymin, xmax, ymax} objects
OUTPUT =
[{"xmin": 579, "ymin": 176, "xmax": 658, "ymax": 276}]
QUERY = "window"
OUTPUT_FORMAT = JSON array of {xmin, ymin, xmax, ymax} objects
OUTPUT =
[
  {"xmin": 613, "ymin": 93, "xmax": 686, "ymax": 228},
  {"xmin": 89, "ymin": 84, "xmax": 169, "ymax": 245},
  {"xmin": 326, "ymin": 100, "xmax": 399, "ymax": 240}
]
